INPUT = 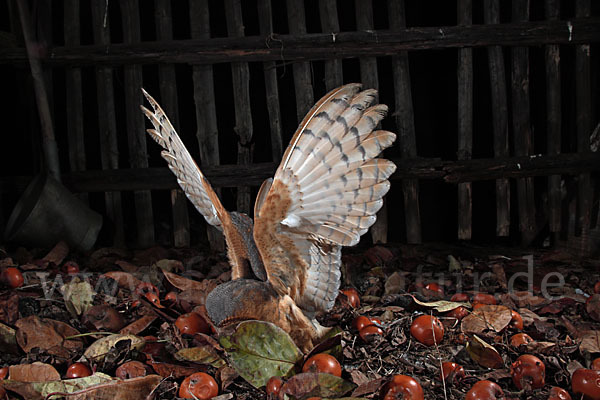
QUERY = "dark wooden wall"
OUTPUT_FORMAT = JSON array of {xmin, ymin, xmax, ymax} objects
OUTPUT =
[{"xmin": 0, "ymin": 0, "xmax": 599, "ymax": 253}]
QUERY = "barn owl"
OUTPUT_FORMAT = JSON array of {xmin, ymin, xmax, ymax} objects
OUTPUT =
[{"xmin": 141, "ymin": 84, "xmax": 396, "ymax": 352}]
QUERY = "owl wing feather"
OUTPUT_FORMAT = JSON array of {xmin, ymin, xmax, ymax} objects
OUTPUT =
[
  {"xmin": 140, "ymin": 89, "xmax": 262, "ymax": 280},
  {"xmin": 254, "ymin": 84, "xmax": 397, "ymax": 313}
]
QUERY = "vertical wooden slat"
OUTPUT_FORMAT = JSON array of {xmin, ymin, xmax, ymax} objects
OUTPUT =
[
  {"xmin": 356, "ymin": 0, "xmax": 387, "ymax": 244},
  {"xmin": 511, "ymin": 0, "xmax": 536, "ymax": 245},
  {"xmin": 64, "ymin": 0, "xmax": 88, "ymax": 204},
  {"xmin": 483, "ymin": 0, "xmax": 510, "ymax": 237},
  {"xmin": 257, "ymin": 0, "xmax": 283, "ymax": 161},
  {"xmin": 575, "ymin": 0, "xmax": 592, "ymax": 251},
  {"xmin": 545, "ymin": 0, "xmax": 561, "ymax": 234},
  {"xmin": 286, "ymin": 0, "xmax": 314, "ymax": 122},
  {"xmin": 91, "ymin": 0, "xmax": 125, "ymax": 246},
  {"xmin": 457, "ymin": 0, "xmax": 473, "ymax": 240},
  {"xmin": 154, "ymin": 0, "xmax": 190, "ymax": 247},
  {"xmin": 388, "ymin": 0, "xmax": 421, "ymax": 244},
  {"xmin": 319, "ymin": 0, "xmax": 343, "ymax": 91},
  {"xmin": 121, "ymin": 0, "xmax": 155, "ymax": 247},
  {"xmin": 225, "ymin": 0, "xmax": 253, "ymax": 215},
  {"xmin": 190, "ymin": 0, "xmax": 224, "ymax": 251}
]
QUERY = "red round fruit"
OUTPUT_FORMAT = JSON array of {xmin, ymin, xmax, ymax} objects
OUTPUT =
[
  {"xmin": 511, "ymin": 354, "xmax": 545, "ymax": 390},
  {"xmin": 440, "ymin": 361, "xmax": 466, "ymax": 383},
  {"xmin": 424, "ymin": 282, "xmax": 444, "ymax": 296},
  {"xmin": 65, "ymin": 362, "xmax": 92, "ymax": 379},
  {"xmin": 0, "ymin": 366, "xmax": 7, "ymax": 380},
  {"xmin": 472, "ymin": 303, "xmax": 488, "ymax": 310},
  {"xmin": 164, "ymin": 291, "xmax": 178, "ymax": 302},
  {"xmin": 144, "ymin": 292, "xmax": 164, "ymax": 308},
  {"xmin": 465, "ymin": 380, "xmax": 504, "ymax": 399},
  {"xmin": 446, "ymin": 306, "xmax": 469, "ymax": 320},
  {"xmin": 302, "ymin": 353, "xmax": 342, "ymax": 377},
  {"xmin": 548, "ymin": 386, "xmax": 572, "ymax": 400},
  {"xmin": 1, "ymin": 267, "xmax": 23, "ymax": 289},
  {"xmin": 472, "ymin": 293, "xmax": 497, "ymax": 305},
  {"xmin": 340, "ymin": 288, "xmax": 360, "ymax": 308},
  {"xmin": 592, "ymin": 358, "xmax": 600, "ymax": 370},
  {"xmin": 510, "ymin": 310, "xmax": 524, "ymax": 330},
  {"xmin": 359, "ymin": 325, "xmax": 384, "ymax": 341},
  {"xmin": 510, "ymin": 333, "xmax": 534, "ymax": 347},
  {"xmin": 382, "ymin": 375, "xmax": 424, "ymax": 400},
  {"xmin": 135, "ymin": 282, "xmax": 159, "ymax": 297},
  {"xmin": 410, "ymin": 315, "xmax": 444, "ymax": 346},
  {"xmin": 175, "ymin": 312, "xmax": 210, "ymax": 335},
  {"xmin": 179, "ymin": 372, "xmax": 219, "ymax": 399},
  {"xmin": 594, "ymin": 282, "xmax": 600, "ymax": 294},
  {"xmin": 64, "ymin": 261, "xmax": 80, "ymax": 274},
  {"xmin": 352, "ymin": 316, "xmax": 374, "ymax": 331},
  {"xmin": 115, "ymin": 360, "xmax": 149, "ymax": 379},
  {"xmin": 451, "ymin": 293, "xmax": 469, "ymax": 302},
  {"xmin": 265, "ymin": 376, "xmax": 283, "ymax": 397},
  {"xmin": 572, "ymin": 368, "xmax": 600, "ymax": 400}
]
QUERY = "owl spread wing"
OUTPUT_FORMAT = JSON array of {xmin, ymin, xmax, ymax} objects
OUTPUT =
[
  {"xmin": 140, "ymin": 90, "xmax": 265, "ymax": 280},
  {"xmin": 254, "ymin": 84, "xmax": 397, "ymax": 314}
]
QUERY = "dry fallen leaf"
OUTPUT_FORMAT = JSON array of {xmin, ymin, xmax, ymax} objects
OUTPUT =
[
  {"xmin": 101, "ymin": 271, "xmax": 142, "ymax": 291},
  {"xmin": 9, "ymin": 362, "xmax": 60, "ymax": 382},
  {"xmin": 42, "ymin": 241, "xmax": 69, "ymax": 265},
  {"xmin": 412, "ymin": 296, "xmax": 470, "ymax": 313},
  {"xmin": 579, "ymin": 330, "xmax": 600, "ymax": 354},
  {"xmin": 461, "ymin": 305, "xmax": 512, "ymax": 334},
  {"xmin": 119, "ymin": 315, "xmax": 157, "ymax": 336},
  {"xmin": 83, "ymin": 334, "xmax": 145, "ymax": 362},
  {"xmin": 162, "ymin": 270, "xmax": 217, "ymax": 292},
  {"xmin": 15, "ymin": 316, "xmax": 82, "ymax": 358},
  {"xmin": 466, "ymin": 335, "xmax": 504, "ymax": 369}
]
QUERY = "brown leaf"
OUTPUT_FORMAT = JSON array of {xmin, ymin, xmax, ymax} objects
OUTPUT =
[
  {"xmin": 586, "ymin": 294, "xmax": 600, "ymax": 322},
  {"xmin": 147, "ymin": 359, "xmax": 205, "ymax": 378},
  {"xmin": 0, "ymin": 292, "xmax": 19, "ymax": 325},
  {"xmin": 15, "ymin": 316, "xmax": 82, "ymax": 358},
  {"xmin": 217, "ymin": 366, "xmax": 238, "ymax": 391},
  {"xmin": 461, "ymin": 305, "xmax": 512, "ymax": 334},
  {"xmin": 70, "ymin": 374, "xmax": 162, "ymax": 400},
  {"xmin": 511, "ymin": 291, "xmax": 549, "ymax": 308},
  {"xmin": 384, "ymin": 271, "xmax": 406, "ymax": 295},
  {"xmin": 517, "ymin": 308, "xmax": 546, "ymax": 327},
  {"xmin": 101, "ymin": 271, "xmax": 142, "ymax": 291},
  {"xmin": 42, "ymin": 241, "xmax": 69, "ymax": 265},
  {"xmin": 278, "ymin": 372, "xmax": 356, "ymax": 400},
  {"xmin": 579, "ymin": 330, "xmax": 600, "ymax": 354},
  {"xmin": 119, "ymin": 315, "xmax": 157, "ymax": 336},
  {"xmin": 114, "ymin": 260, "xmax": 139, "ymax": 273},
  {"xmin": 351, "ymin": 376, "xmax": 386, "ymax": 397},
  {"xmin": 466, "ymin": 335, "xmax": 504, "ymax": 369},
  {"xmin": 9, "ymin": 362, "xmax": 60, "ymax": 382},
  {"xmin": 365, "ymin": 246, "xmax": 394, "ymax": 267},
  {"xmin": 162, "ymin": 271, "xmax": 216, "ymax": 292},
  {"xmin": 491, "ymin": 263, "xmax": 507, "ymax": 290}
]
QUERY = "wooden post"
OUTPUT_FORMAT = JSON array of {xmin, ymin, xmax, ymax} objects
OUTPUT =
[
  {"xmin": 257, "ymin": 0, "xmax": 283, "ymax": 161},
  {"xmin": 484, "ymin": 0, "xmax": 510, "ymax": 237},
  {"xmin": 286, "ymin": 0, "xmax": 314, "ymax": 122},
  {"xmin": 356, "ymin": 0, "xmax": 387, "ymax": 244},
  {"xmin": 64, "ymin": 0, "xmax": 87, "ymax": 204},
  {"xmin": 575, "ymin": 0, "xmax": 592, "ymax": 251},
  {"xmin": 545, "ymin": 0, "xmax": 561, "ymax": 235},
  {"xmin": 388, "ymin": 0, "xmax": 422, "ymax": 244},
  {"xmin": 457, "ymin": 0, "xmax": 473, "ymax": 240},
  {"xmin": 120, "ymin": 0, "xmax": 155, "ymax": 247},
  {"xmin": 91, "ymin": 0, "xmax": 125, "ymax": 246},
  {"xmin": 190, "ymin": 0, "xmax": 225, "ymax": 252},
  {"xmin": 319, "ymin": 0, "xmax": 343, "ymax": 91},
  {"xmin": 225, "ymin": 0, "xmax": 254, "ymax": 215},
  {"xmin": 154, "ymin": 0, "xmax": 190, "ymax": 247},
  {"xmin": 15, "ymin": 0, "xmax": 61, "ymax": 182},
  {"xmin": 511, "ymin": 0, "xmax": 536, "ymax": 245}
]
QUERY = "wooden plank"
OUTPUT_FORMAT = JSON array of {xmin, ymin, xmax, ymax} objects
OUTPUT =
[
  {"xmin": 575, "ymin": 0, "xmax": 592, "ymax": 250},
  {"xmin": 190, "ymin": 0, "xmax": 224, "ymax": 252},
  {"xmin": 355, "ymin": 0, "xmax": 387, "ymax": 244},
  {"xmin": 484, "ymin": 0, "xmax": 510, "ymax": 237},
  {"xmin": 225, "ymin": 0, "xmax": 253, "ymax": 215},
  {"xmin": 388, "ymin": 0, "xmax": 421, "ymax": 244},
  {"xmin": 120, "ymin": 0, "xmax": 155, "ymax": 247},
  {"xmin": 511, "ymin": 0, "xmax": 536, "ymax": 245},
  {"xmin": 3, "ymin": 18, "xmax": 600, "ymax": 66},
  {"xmin": 286, "ymin": 0, "xmax": 314, "ymax": 122},
  {"xmin": 154, "ymin": 0, "xmax": 189, "ymax": 247},
  {"xmin": 91, "ymin": 0, "xmax": 125, "ymax": 246},
  {"xmin": 64, "ymin": 0, "xmax": 88, "ymax": 204},
  {"xmin": 319, "ymin": 0, "xmax": 343, "ymax": 91},
  {"xmin": 545, "ymin": 0, "xmax": 561, "ymax": 234},
  {"xmin": 257, "ymin": 0, "xmax": 283, "ymax": 161},
  {"xmin": 15, "ymin": 0, "xmax": 61, "ymax": 181},
  {"xmin": 457, "ymin": 0, "xmax": 473, "ymax": 240},
  {"xmin": 3, "ymin": 153, "xmax": 599, "ymax": 194}
]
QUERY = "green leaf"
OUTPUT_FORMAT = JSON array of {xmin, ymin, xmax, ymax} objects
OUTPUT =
[
  {"xmin": 219, "ymin": 320, "xmax": 303, "ymax": 388},
  {"xmin": 280, "ymin": 372, "xmax": 356, "ymax": 399},
  {"xmin": 175, "ymin": 347, "xmax": 225, "ymax": 368}
]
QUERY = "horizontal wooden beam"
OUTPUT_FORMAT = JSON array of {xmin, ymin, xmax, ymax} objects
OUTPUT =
[
  {"xmin": 1, "ymin": 18, "xmax": 598, "ymax": 66},
  {"xmin": 1, "ymin": 153, "xmax": 598, "ymax": 194}
]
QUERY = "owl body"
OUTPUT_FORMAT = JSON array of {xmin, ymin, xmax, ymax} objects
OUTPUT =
[{"xmin": 141, "ymin": 84, "xmax": 396, "ymax": 352}]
